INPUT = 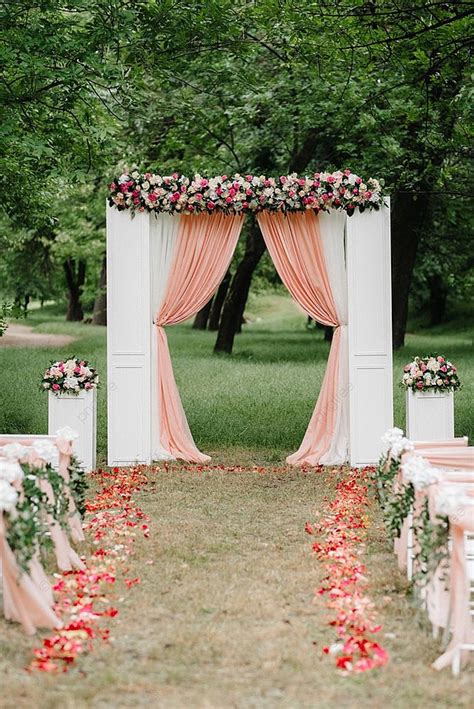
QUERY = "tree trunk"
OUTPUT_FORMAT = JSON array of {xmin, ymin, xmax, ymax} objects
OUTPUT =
[
  {"xmin": 391, "ymin": 192, "xmax": 430, "ymax": 349},
  {"xmin": 428, "ymin": 273, "xmax": 448, "ymax": 326},
  {"xmin": 64, "ymin": 258, "xmax": 86, "ymax": 322},
  {"xmin": 324, "ymin": 326, "xmax": 333, "ymax": 342},
  {"xmin": 208, "ymin": 270, "xmax": 231, "ymax": 331},
  {"xmin": 92, "ymin": 256, "xmax": 107, "ymax": 326},
  {"xmin": 214, "ymin": 218, "xmax": 266, "ymax": 354},
  {"xmin": 192, "ymin": 297, "xmax": 213, "ymax": 330}
]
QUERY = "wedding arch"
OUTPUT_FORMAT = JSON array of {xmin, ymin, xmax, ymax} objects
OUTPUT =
[{"xmin": 106, "ymin": 170, "xmax": 392, "ymax": 467}]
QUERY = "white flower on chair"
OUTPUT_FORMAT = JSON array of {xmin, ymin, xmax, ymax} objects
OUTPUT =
[{"xmin": 0, "ymin": 478, "xmax": 18, "ymax": 512}]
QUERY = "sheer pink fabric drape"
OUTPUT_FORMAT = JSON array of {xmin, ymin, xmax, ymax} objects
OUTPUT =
[
  {"xmin": 156, "ymin": 213, "xmax": 244, "ymax": 462},
  {"xmin": 257, "ymin": 210, "xmax": 343, "ymax": 465}
]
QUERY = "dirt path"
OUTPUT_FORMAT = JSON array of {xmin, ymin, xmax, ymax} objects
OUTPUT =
[
  {"xmin": 4, "ymin": 467, "xmax": 472, "ymax": 708},
  {"xmin": 0, "ymin": 323, "xmax": 76, "ymax": 348}
]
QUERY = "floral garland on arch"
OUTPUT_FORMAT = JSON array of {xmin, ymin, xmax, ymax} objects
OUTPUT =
[{"xmin": 108, "ymin": 169, "xmax": 385, "ymax": 216}]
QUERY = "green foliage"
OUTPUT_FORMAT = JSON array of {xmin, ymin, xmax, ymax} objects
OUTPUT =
[
  {"xmin": 1, "ymin": 1, "xmax": 472, "ymax": 313},
  {"xmin": 412, "ymin": 499, "xmax": 450, "ymax": 591},
  {"xmin": 68, "ymin": 454, "xmax": 88, "ymax": 518}
]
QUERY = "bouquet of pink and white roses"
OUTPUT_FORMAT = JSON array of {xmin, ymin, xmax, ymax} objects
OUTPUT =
[
  {"xmin": 42, "ymin": 357, "xmax": 99, "ymax": 395},
  {"xmin": 401, "ymin": 355, "xmax": 461, "ymax": 393},
  {"xmin": 108, "ymin": 169, "xmax": 385, "ymax": 217}
]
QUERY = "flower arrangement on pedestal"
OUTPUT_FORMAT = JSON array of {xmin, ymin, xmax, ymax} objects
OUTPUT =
[
  {"xmin": 108, "ymin": 169, "xmax": 385, "ymax": 216},
  {"xmin": 401, "ymin": 355, "xmax": 461, "ymax": 393},
  {"xmin": 42, "ymin": 357, "xmax": 99, "ymax": 395}
]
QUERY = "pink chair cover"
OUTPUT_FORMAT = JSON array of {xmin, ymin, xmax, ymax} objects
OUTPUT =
[
  {"xmin": 56, "ymin": 437, "xmax": 85, "ymax": 543},
  {"xmin": 433, "ymin": 503, "xmax": 474, "ymax": 670},
  {"xmin": 156, "ymin": 213, "xmax": 243, "ymax": 462},
  {"xmin": 39, "ymin": 478, "xmax": 85, "ymax": 572},
  {"xmin": 409, "ymin": 447, "xmax": 474, "ymax": 470},
  {"xmin": 0, "ymin": 435, "xmax": 85, "ymax": 544},
  {"xmin": 413, "ymin": 438, "xmax": 468, "ymax": 450},
  {"xmin": 257, "ymin": 210, "xmax": 342, "ymax": 465},
  {"xmin": 0, "ymin": 515, "xmax": 61, "ymax": 635}
]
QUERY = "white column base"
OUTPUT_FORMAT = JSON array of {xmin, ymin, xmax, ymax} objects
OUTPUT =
[
  {"xmin": 405, "ymin": 389, "xmax": 454, "ymax": 441},
  {"xmin": 48, "ymin": 389, "xmax": 97, "ymax": 472}
]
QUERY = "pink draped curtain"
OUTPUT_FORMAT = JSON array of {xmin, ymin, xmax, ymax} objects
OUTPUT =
[
  {"xmin": 156, "ymin": 212, "xmax": 244, "ymax": 462},
  {"xmin": 257, "ymin": 210, "xmax": 345, "ymax": 466}
]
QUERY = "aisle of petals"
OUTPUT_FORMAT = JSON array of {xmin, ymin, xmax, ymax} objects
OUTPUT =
[
  {"xmin": 306, "ymin": 467, "xmax": 389, "ymax": 674},
  {"xmin": 29, "ymin": 466, "xmax": 150, "ymax": 672}
]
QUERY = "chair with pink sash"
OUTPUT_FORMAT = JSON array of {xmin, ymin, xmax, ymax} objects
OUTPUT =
[
  {"xmin": 0, "ymin": 430, "xmax": 87, "ymax": 634},
  {"xmin": 0, "ymin": 457, "xmax": 62, "ymax": 635},
  {"xmin": 399, "ymin": 445, "xmax": 474, "ymax": 673}
]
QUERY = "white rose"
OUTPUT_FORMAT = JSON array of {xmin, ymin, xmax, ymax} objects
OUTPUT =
[
  {"xmin": 64, "ymin": 359, "xmax": 76, "ymax": 376},
  {"xmin": 32, "ymin": 440, "xmax": 58, "ymax": 466},
  {"xmin": 0, "ymin": 479, "xmax": 18, "ymax": 512},
  {"xmin": 142, "ymin": 180, "xmax": 150, "ymax": 190},
  {"xmin": 0, "ymin": 459, "xmax": 24, "ymax": 483},
  {"xmin": 402, "ymin": 456, "xmax": 440, "ymax": 490},
  {"xmin": 2, "ymin": 443, "xmax": 28, "ymax": 461},
  {"xmin": 56, "ymin": 426, "xmax": 79, "ymax": 442},
  {"xmin": 63, "ymin": 377, "xmax": 79, "ymax": 390}
]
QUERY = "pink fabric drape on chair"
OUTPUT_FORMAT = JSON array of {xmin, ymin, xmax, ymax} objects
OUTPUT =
[
  {"xmin": 156, "ymin": 212, "xmax": 244, "ymax": 462},
  {"xmin": 257, "ymin": 210, "xmax": 344, "ymax": 466}
]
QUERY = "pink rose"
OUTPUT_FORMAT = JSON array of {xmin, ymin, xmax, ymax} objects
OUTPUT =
[
  {"xmin": 280, "ymin": 176, "xmax": 287, "ymax": 184},
  {"xmin": 420, "ymin": 363, "xmax": 427, "ymax": 371},
  {"xmin": 74, "ymin": 366, "xmax": 81, "ymax": 374},
  {"xmin": 180, "ymin": 185, "xmax": 187, "ymax": 193},
  {"xmin": 344, "ymin": 169, "xmax": 351, "ymax": 176},
  {"xmin": 207, "ymin": 201, "xmax": 215, "ymax": 210},
  {"xmin": 245, "ymin": 188, "xmax": 252, "ymax": 196},
  {"xmin": 187, "ymin": 205, "xmax": 195, "ymax": 212},
  {"xmin": 437, "ymin": 356, "xmax": 445, "ymax": 362},
  {"xmin": 195, "ymin": 193, "xmax": 203, "ymax": 201},
  {"xmin": 216, "ymin": 187, "xmax": 223, "ymax": 196},
  {"xmin": 225, "ymin": 196, "xmax": 233, "ymax": 204},
  {"xmin": 440, "ymin": 365, "xmax": 447, "ymax": 372},
  {"xmin": 416, "ymin": 381, "xmax": 423, "ymax": 389},
  {"xmin": 52, "ymin": 384, "xmax": 60, "ymax": 391},
  {"xmin": 109, "ymin": 182, "xmax": 117, "ymax": 190},
  {"xmin": 170, "ymin": 192, "xmax": 180, "ymax": 203},
  {"xmin": 133, "ymin": 198, "xmax": 140, "ymax": 204},
  {"xmin": 229, "ymin": 188, "xmax": 237, "ymax": 197},
  {"xmin": 356, "ymin": 177, "xmax": 362, "ymax": 184},
  {"xmin": 148, "ymin": 193, "xmax": 157, "ymax": 202},
  {"xmin": 119, "ymin": 184, "xmax": 128, "ymax": 193},
  {"xmin": 85, "ymin": 382, "xmax": 92, "ymax": 390},
  {"xmin": 242, "ymin": 201, "xmax": 249, "ymax": 209},
  {"xmin": 172, "ymin": 172, "xmax": 179, "ymax": 180},
  {"xmin": 246, "ymin": 175, "xmax": 253, "ymax": 182},
  {"xmin": 200, "ymin": 179, "xmax": 208, "ymax": 188},
  {"xmin": 327, "ymin": 175, "xmax": 335, "ymax": 184}
]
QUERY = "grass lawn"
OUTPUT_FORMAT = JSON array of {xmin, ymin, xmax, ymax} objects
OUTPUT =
[
  {"xmin": 0, "ymin": 294, "xmax": 473, "ymax": 706},
  {"xmin": 0, "ymin": 292, "xmax": 472, "ymax": 461}
]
